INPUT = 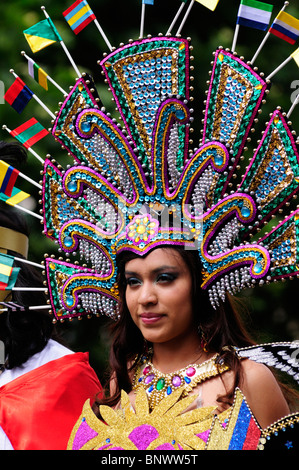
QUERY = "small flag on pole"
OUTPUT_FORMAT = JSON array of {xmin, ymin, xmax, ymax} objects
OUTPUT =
[
  {"xmin": 9, "ymin": 118, "xmax": 49, "ymax": 149},
  {"xmin": 22, "ymin": 51, "xmax": 67, "ymax": 95},
  {"xmin": 269, "ymin": 11, "xmax": 299, "ymax": 45},
  {"xmin": 0, "ymin": 161, "xmax": 19, "ymax": 197},
  {"xmin": 194, "ymin": 0, "xmax": 220, "ymax": 11},
  {"xmin": 63, "ymin": 0, "xmax": 96, "ymax": 35},
  {"xmin": 4, "ymin": 77, "xmax": 33, "ymax": 114},
  {"xmin": 7, "ymin": 70, "xmax": 55, "ymax": 119},
  {"xmin": 27, "ymin": 57, "xmax": 48, "ymax": 90},
  {"xmin": 142, "ymin": 0, "xmax": 155, "ymax": 4},
  {"xmin": 291, "ymin": 47, "xmax": 299, "ymax": 67},
  {"xmin": 0, "ymin": 159, "xmax": 41, "ymax": 190},
  {"xmin": 63, "ymin": 1, "xmax": 112, "ymax": 50},
  {"xmin": 0, "ymin": 187, "xmax": 30, "ymax": 207},
  {"xmin": 250, "ymin": 2, "xmax": 290, "ymax": 65},
  {"xmin": 0, "ymin": 253, "xmax": 20, "ymax": 291},
  {"xmin": 23, "ymin": 18, "xmax": 62, "ymax": 53},
  {"xmin": 236, "ymin": 0, "xmax": 273, "ymax": 31}
]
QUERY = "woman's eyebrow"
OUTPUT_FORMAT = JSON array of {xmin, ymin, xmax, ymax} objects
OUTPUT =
[
  {"xmin": 152, "ymin": 265, "xmax": 178, "ymax": 273},
  {"xmin": 124, "ymin": 270, "xmax": 138, "ymax": 276},
  {"xmin": 125, "ymin": 265, "xmax": 178, "ymax": 276}
]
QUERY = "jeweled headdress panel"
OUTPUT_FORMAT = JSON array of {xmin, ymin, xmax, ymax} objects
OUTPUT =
[{"xmin": 4, "ymin": 1, "xmax": 299, "ymax": 320}]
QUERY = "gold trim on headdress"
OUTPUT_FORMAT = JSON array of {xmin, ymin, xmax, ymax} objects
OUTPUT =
[{"xmin": 0, "ymin": 227, "xmax": 29, "ymax": 259}]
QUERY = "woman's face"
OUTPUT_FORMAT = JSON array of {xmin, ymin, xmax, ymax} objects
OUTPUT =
[{"xmin": 124, "ymin": 248, "xmax": 195, "ymax": 345}]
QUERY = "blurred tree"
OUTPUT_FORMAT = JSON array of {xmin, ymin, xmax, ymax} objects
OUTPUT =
[{"xmin": 0, "ymin": 0, "xmax": 299, "ymax": 382}]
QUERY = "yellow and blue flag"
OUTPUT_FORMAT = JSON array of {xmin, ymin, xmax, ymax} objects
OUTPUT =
[
  {"xmin": 0, "ymin": 161, "xmax": 20, "ymax": 198},
  {"xmin": 63, "ymin": 0, "xmax": 96, "ymax": 34},
  {"xmin": 269, "ymin": 11, "xmax": 299, "ymax": 45}
]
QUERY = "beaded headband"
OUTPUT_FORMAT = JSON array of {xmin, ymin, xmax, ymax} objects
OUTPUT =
[{"xmin": 3, "ymin": 2, "xmax": 299, "ymax": 323}]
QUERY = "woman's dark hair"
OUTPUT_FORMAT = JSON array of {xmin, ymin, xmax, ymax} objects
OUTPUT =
[
  {"xmin": 0, "ymin": 142, "xmax": 56, "ymax": 368},
  {"xmin": 0, "ymin": 141, "xmax": 27, "ymax": 169},
  {"xmin": 94, "ymin": 245, "xmax": 257, "ymax": 411}
]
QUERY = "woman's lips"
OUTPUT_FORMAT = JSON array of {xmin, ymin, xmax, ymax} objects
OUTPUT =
[{"xmin": 140, "ymin": 313, "xmax": 165, "ymax": 324}]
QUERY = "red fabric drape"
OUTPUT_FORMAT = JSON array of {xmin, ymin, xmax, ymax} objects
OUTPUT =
[{"xmin": 0, "ymin": 352, "xmax": 102, "ymax": 450}]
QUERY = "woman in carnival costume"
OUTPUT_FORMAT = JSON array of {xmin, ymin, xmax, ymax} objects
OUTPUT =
[
  {"xmin": 76, "ymin": 245, "xmax": 298, "ymax": 451},
  {"xmin": 0, "ymin": 142, "xmax": 102, "ymax": 450},
  {"xmin": 3, "ymin": 0, "xmax": 299, "ymax": 451}
]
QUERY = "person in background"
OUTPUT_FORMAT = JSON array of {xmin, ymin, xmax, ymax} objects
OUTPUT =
[{"xmin": 0, "ymin": 141, "xmax": 102, "ymax": 450}]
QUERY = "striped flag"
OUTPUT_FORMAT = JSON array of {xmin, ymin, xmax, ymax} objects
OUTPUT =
[
  {"xmin": 27, "ymin": 57, "xmax": 48, "ymax": 90},
  {"xmin": 237, "ymin": 0, "xmax": 273, "ymax": 31},
  {"xmin": 9, "ymin": 118, "xmax": 49, "ymax": 149},
  {"xmin": 194, "ymin": 0, "xmax": 220, "ymax": 11},
  {"xmin": 0, "ymin": 161, "xmax": 19, "ymax": 197},
  {"xmin": 0, "ymin": 253, "xmax": 20, "ymax": 291},
  {"xmin": 63, "ymin": 0, "xmax": 96, "ymax": 35},
  {"xmin": 23, "ymin": 18, "xmax": 62, "ymax": 53},
  {"xmin": 269, "ymin": 11, "xmax": 299, "ymax": 44},
  {"xmin": 0, "ymin": 187, "xmax": 30, "ymax": 207},
  {"xmin": 4, "ymin": 77, "xmax": 33, "ymax": 114}
]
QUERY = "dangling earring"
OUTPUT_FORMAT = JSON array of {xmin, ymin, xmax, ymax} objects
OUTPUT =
[{"xmin": 198, "ymin": 325, "xmax": 208, "ymax": 353}]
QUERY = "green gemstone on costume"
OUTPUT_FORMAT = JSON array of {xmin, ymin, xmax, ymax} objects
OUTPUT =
[{"xmin": 156, "ymin": 378, "xmax": 165, "ymax": 390}]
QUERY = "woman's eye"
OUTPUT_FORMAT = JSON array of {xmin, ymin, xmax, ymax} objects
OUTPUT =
[
  {"xmin": 156, "ymin": 273, "xmax": 176, "ymax": 283},
  {"xmin": 126, "ymin": 277, "xmax": 141, "ymax": 286}
]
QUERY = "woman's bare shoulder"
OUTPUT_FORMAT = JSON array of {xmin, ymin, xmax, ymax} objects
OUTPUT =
[
  {"xmin": 241, "ymin": 358, "xmax": 276, "ymax": 380},
  {"xmin": 240, "ymin": 358, "xmax": 285, "ymax": 398},
  {"xmin": 240, "ymin": 358, "xmax": 290, "ymax": 429}
]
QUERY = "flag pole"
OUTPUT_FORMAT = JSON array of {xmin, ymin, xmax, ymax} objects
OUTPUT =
[
  {"xmin": 231, "ymin": 24, "xmax": 240, "ymax": 53},
  {"xmin": 2, "ymin": 125, "xmax": 45, "ymax": 164},
  {"xmin": 93, "ymin": 19, "xmax": 113, "ymax": 51},
  {"xmin": 9, "ymin": 70, "xmax": 56, "ymax": 120},
  {"xmin": 166, "ymin": 1, "xmax": 186, "ymax": 35},
  {"xmin": 265, "ymin": 55, "xmax": 292, "ymax": 81},
  {"xmin": 176, "ymin": 0, "xmax": 195, "ymax": 35},
  {"xmin": 21, "ymin": 51, "xmax": 68, "ymax": 96},
  {"xmin": 5, "ymin": 201, "xmax": 43, "ymax": 221},
  {"xmin": 287, "ymin": 91, "xmax": 299, "ymax": 118},
  {"xmin": 251, "ymin": 1, "xmax": 289, "ymax": 65},
  {"xmin": 41, "ymin": 6, "xmax": 81, "ymax": 78},
  {"xmin": 0, "ymin": 304, "xmax": 51, "ymax": 312},
  {"xmin": 13, "ymin": 257, "xmax": 44, "ymax": 269},
  {"xmin": 6, "ymin": 166, "xmax": 42, "ymax": 190},
  {"xmin": 12, "ymin": 287, "xmax": 47, "ymax": 292},
  {"xmin": 140, "ymin": 2, "xmax": 146, "ymax": 38}
]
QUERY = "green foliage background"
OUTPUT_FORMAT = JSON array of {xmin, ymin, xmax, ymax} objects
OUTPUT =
[{"xmin": 1, "ymin": 0, "xmax": 299, "ymax": 382}]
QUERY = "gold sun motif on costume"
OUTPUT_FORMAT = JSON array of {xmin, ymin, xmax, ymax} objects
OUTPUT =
[
  {"xmin": 68, "ymin": 388, "xmax": 263, "ymax": 451},
  {"xmin": 68, "ymin": 388, "xmax": 217, "ymax": 450}
]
